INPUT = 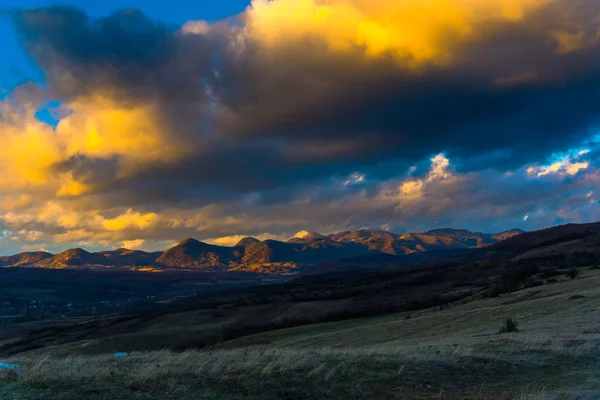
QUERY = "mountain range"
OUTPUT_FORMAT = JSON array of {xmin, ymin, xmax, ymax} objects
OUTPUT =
[{"xmin": 0, "ymin": 228, "xmax": 526, "ymax": 272}]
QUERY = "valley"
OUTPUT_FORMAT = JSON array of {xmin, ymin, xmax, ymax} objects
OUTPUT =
[
  {"xmin": 1, "ymin": 222, "xmax": 600, "ymax": 399},
  {"xmin": 3, "ymin": 263, "xmax": 600, "ymax": 399}
]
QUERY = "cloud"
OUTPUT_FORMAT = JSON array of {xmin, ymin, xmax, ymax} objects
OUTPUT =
[
  {"xmin": 102, "ymin": 209, "xmax": 159, "ymax": 232},
  {"xmin": 293, "ymin": 230, "xmax": 310, "ymax": 239},
  {"xmin": 529, "ymin": 161, "xmax": 589, "ymax": 177},
  {"xmin": 205, "ymin": 233, "xmax": 287, "ymax": 247},
  {"xmin": 120, "ymin": 239, "xmax": 145, "ymax": 250},
  {"xmin": 526, "ymin": 148, "xmax": 593, "ymax": 177},
  {"xmin": 1, "ymin": 1, "xmax": 600, "ymax": 253},
  {"xmin": 244, "ymin": 0, "xmax": 552, "ymax": 64},
  {"xmin": 344, "ymin": 172, "xmax": 366, "ymax": 186}
]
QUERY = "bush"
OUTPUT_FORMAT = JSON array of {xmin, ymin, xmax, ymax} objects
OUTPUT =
[
  {"xmin": 501, "ymin": 265, "xmax": 540, "ymax": 292},
  {"xmin": 567, "ymin": 268, "xmax": 579, "ymax": 280},
  {"xmin": 499, "ymin": 318, "xmax": 519, "ymax": 334},
  {"xmin": 541, "ymin": 267, "xmax": 560, "ymax": 279}
]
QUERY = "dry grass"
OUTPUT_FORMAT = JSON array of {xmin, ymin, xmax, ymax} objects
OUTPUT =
[
  {"xmin": 1, "ymin": 341, "xmax": 598, "ymax": 400},
  {"xmin": 3, "ymin": 270, "xmax": 600, "ymax": 399}
]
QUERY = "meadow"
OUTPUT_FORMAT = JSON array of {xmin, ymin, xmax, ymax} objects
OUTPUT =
[{"xmin": 2, "ymin": 269, "xmax": 599, "ymax": 399}]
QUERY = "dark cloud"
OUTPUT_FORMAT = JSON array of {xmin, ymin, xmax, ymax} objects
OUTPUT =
[
  {"xmin": 13, "ymin": 7, "xmax": 196, "ymax": 99},
  {"xmin": 3, "ymin": 1, "xmax": 600, "ymax": 253},
  {"xmin": 52, "ymin": 155, "xmax": 119, "ymax": 186},
  {"xmin": 11, "ymin": 2, "xmax": 600, "ymax": 196},
  {"xmin": 213, "ymin": 10, "xmax": 600, "ymax": 172}
]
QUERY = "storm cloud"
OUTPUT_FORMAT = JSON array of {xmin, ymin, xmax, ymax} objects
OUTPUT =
[{"xmin": 0, "ymin": 0, "xmax": 599, "ymax": 253}]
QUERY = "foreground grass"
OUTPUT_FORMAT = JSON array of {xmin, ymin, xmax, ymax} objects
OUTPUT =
[
  {"xmin": 3, "ymin": 270, "xmax": 600, "ymax": 399},
  {"xmin": 1, "ymin": 342, "xmax": 599, "ymax": 400}
]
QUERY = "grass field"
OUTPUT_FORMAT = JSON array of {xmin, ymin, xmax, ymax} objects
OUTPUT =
[{"xmin": 2, "ymin": 269, "xmax": 600, "ymax": 399}]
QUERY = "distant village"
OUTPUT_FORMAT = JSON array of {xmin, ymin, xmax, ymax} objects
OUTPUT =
[{"xmin": 0, "ymin": 272, "xmax": 294, "ymax": 325}]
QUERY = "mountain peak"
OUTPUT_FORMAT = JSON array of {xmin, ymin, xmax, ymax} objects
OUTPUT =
[
  {"xmin": 60, "ymin": 248, "xmax": 91, "ymax": 257},
  {"xmin": 235, "ymin": 237, "xmax": 261, "ymax": 247},
  {"xmin": 426, "ymin": 228, "xmax": 473, "ymax": 235},
  {"xmin": 499, "ymin": 228, "xmax": 526, "ymax": 234},
  {"xmin": 286, "ymin": 232, "xmax": 325, "ymax": 243},
  {"xmin": 177, "ymin": 238, "xmax": 202, "ymax": 247},
  {"xmin": 304, "ymin": 232, "xmax": 325, "ymax": 240},
  {"xmin": 492, "ymin": 229, "xmax": 526, "ymax": 241}
]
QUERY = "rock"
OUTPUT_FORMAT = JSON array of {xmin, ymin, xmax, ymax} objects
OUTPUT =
[{"xmin": 114, "ymin": 352, "xmax": 129, "ymax": 358}]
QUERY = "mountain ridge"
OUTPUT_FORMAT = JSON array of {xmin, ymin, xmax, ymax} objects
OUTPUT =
[{"xmin": 0, "ymin": 227, "xmax": 527, "ymax": 272}]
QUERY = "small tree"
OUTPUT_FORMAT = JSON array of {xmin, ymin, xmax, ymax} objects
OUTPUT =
[{"xmin": 499, "ymin": 318, "xmax": 519, "ymax": 334}]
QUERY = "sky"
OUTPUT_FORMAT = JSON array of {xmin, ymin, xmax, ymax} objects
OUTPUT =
[{"xmin": 0, "ymin": 0, "xmax": 599, "ymax": 255}]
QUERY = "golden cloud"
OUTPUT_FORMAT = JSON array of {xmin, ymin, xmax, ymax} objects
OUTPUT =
[
  {"xmin": 528, "ymin": 160, "xmax": 590, "ymax": 177},
  {"xmin": 245, "ymin": 0, "xmax": 553, "ymax": 64},
  {"xmin": 206, "ymin": 233, "xmax": 284, "ymax": 246},
  {"xmin": 0, "ymin": 101, "xmax": 62, "ymax": 189},
  {"xmin": 57, "ymin": 94, "xmax": 180, "ymax": 166},
  {"xmin": 293, "ymin": 230, "xmax": 310, "ymax": 239},
  {"xmin": 121, "ymin": 239, "xmax": 146, "ymax": 250},
  {"xmin": 0, "ymin": 91, "xmax": 189, "ymax": 199},
  {"xmin": 102, "ymin": 209, "xmax": 159, "ymax": 232}
]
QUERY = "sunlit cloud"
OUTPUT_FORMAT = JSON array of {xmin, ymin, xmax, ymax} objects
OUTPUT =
[
  {"xmin": 528, "ymin": 159, "xmax": 590, "ymax": 177},
  {"xmin": 1, "ymin": 1, "xmax": 600, "ymax": 254},
  {"xmin": 102, "ymin": 209, "xmax": 159, "ymax": 232},
  {"xmin": 121, "ymin": 239, "xmax": 146, "ymax": 250},
  {"xmin": 344, "ymin": 172, "xmax": 366, "ymax": 186},
  {"xmin": 205, "ymin": 233, "xmax": 286, "ymax": 246},
  {"xmin": 293, "ymin": 230, "xmax": 310, "ymax": 239},
  {"xmin": 244, "ymin": 0, "xmax": 553, "ymax": 64}
]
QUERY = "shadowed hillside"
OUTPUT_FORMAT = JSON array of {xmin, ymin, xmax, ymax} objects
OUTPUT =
[
  {"xmin": 480, "ymin": 222, "xmax": 600, "ymax": 257},
  {"xmin": 3, "ymin": 219, "xmax": 598, "ymax": 358},
  {"xmin": 3, "ymin": 244, "xmax": 600, "ymax": 399}
]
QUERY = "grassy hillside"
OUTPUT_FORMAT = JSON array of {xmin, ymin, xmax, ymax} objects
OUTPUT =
[
  {"xmin": 2, "ymin": 269, "xmax": 600, "ymax": 399},
  {"xmin": 2, "ymin": 224, "xmax": 600, "ymax": 399}
]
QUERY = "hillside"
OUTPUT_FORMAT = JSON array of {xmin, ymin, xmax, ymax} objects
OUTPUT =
[
  {"xmin": 6, "ymin": 269, "xmax": 600, "ymax": 400},
  {"xmin": 3, "ymin": 253, "xmax": 600, "ymax": 399},
  {"xmin": 5, "ymin": 222, "xmax": 597, "ymax": 358},
  {"xmin": 156, "ymin": 239, "xmax": 234, "ymax": 269},
  {"xmin": 2, "ymin": 221, "xmax": 600, "ymax": 398},
  {"xmin": 514, "ymin": 232, "xmax": 600, "ymax": 261},
  {"xmin": 0, "ymin": 252, "xmax": 52, "ymax": 267},
  {"xmin": 480, "ymin": 222, "xmax": 600, "ymax": 257},
  {"xmin": 33, "ymin": 249, "xmax": 109, "ymax": 269},
  {"xmin": 0, "ymin": 228, "xmax": 524, "ymax": 272}
]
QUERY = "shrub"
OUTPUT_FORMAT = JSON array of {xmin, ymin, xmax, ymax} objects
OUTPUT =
[
  {"xmin": 567, "ymin": 268, "xmax": 579, "ymax": 280},
  {"xmin": 541, "ymin": 267, "xmax": 560, "ymax": 279},
  {"xmin": 501, "ymin": 265, "xmax": 540, "ymax": 292},
  {"xmin": 498, "ymin": 318, "xmax": 519, "ymax": 334}
]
